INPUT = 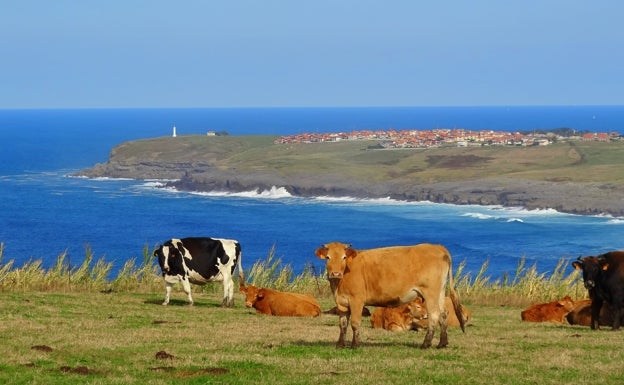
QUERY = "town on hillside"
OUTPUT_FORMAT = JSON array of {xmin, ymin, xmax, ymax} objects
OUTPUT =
[{"xmin": 274, "ymin": 128, "xmax": 621, "ymax": 149}]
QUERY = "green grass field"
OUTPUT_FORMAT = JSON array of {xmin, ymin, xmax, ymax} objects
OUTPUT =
[{"xmin": 3, "ymin": 290, "xmax": 624, "ymax": 385}]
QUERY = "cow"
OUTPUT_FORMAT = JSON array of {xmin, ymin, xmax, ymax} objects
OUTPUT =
[
  {"xmin": 566, "ymin": 299, "xmax": 615, "ymax": 327},
  {"xmin": 153, "ymin": 237, "xmax": 243, "ymax": 307},
  {"xmin": 572, "ymin": 251, "xmax": 624, "ymax": 330},
  {"xmin": 370, "ymin": 297, "xmax": 427, "ymax": 332},
  {"xmin": 373, "ymin": 297, "xmax": 471, "ymax": 332},
  {"xmin": 520, "ymin": 296, "xmax": 576, "ymax": 323},
  {"xmin": 315, "ymin": 242, "xmax": 465, "ymax": 349},
  {"xmin": 412, "ymin": 297, "xmax": 472, "ymax": 329},
  {"xmin": 239, "ymin": 282, "xmax": 321, "ymax": 317}
]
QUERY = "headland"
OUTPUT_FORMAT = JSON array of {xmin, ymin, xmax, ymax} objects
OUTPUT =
[{"xmin": 75, "ymin": 134, "xmax": 624, "ymax": 217}]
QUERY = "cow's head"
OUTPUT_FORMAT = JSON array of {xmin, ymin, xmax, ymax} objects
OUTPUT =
[
  {"xmin": 239, "ymin": 284, "xmax": 262, "ymax": 308},
  {"xmin": 314, "ymin": 242, "xmax": 357, "ymax": 280},
  {"xmin": 154, "ymin": 239, "xmax": 186, "ymax": 274},
  {"xmin": 572, "ymin": 256, "xmax": 607, "ymax": 290},
  {"xmin": 557, "ymin": 295, "xmax": 576, "ymax": 312}
]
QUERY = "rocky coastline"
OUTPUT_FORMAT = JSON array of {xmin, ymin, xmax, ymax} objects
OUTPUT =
[{"xmin": 77, "ymin": 163, "xmax": 624, "ymax": 217}]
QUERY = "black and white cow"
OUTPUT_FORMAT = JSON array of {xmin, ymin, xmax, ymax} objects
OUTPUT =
[{"xmin": 153, "ymin": 237, "xmax": 243, "ymax": 307}]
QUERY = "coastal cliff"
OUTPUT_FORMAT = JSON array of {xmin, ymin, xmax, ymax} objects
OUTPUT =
[{"xmin": 75, "ymin": 135, "xmax": 624, "ymax": 217}]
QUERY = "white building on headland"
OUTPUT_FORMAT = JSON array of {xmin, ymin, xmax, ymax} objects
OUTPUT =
[{"xmin": 172, "ymin": 125, "xmax": 177, "ymax": 137}]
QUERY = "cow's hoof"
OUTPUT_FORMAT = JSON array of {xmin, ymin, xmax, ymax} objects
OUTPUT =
[
  {"xmin": 420, "ymin": 343, "xmax": 432, "ymax": 349},
  {"xmin": 162, "ymin": 302, "xmax": 168, "ymax": 306},
  {"xmin": 436, "ymin": 343, "xmax": 448, "ymax": 349}
]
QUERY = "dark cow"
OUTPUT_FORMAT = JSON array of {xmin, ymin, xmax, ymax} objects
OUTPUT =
[
  {"xmin": 520, "ymin": 296, "xmax": 576, "ymax": 323},
  {"xmin": 153, "ymin": 237, "xmax": 243, "ymax": 307},
  {"xmin": 315, "ymin": 242, "xmax": 465, "ymax": 349},
  {"xmin": 572, "ymin": 251, "xmax": 624, "ymax": 329}
]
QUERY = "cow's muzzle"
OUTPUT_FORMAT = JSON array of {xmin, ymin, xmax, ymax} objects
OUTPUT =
[
  {"xmin": 584, "ymin": 280, "xmax": 595, "ymax": 289},
  {"xmin": 327, "ymin": 272, "xmax": 343, "ymax": 280}
]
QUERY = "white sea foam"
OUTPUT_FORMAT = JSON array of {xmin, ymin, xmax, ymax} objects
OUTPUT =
[
  {"xmin": 187, "ymin": 186, "xmax": 293, "ymax": 199},
  {"xmin": 462, "ymin": 212, "xmax": 495, "ymax": 220}
]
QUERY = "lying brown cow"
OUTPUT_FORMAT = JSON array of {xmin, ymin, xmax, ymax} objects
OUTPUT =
[
  {"xmin": 239, "ymin": 283, "xmax": 321, "ymax": 317},
  {"xmin": 520, "ymin": 296, "xmax": 576, "ymax": 323},
  {"xmin": 566, "ymin": 299, "xmax": 614, "ymax": 327},
  {"xmin": 372, "ymin": 297, "xmax": 471, "ymax": 332},
  {"xmin": 370, "ymin": 298, "xmax": 427, "ymax": 331},
  {"xmin": 315, "ymin": 242, "xmax": 465, "ymax": 349},
  {"xmin": 413, "ymin": 297, "xmax": 472, "ymax": 329}
]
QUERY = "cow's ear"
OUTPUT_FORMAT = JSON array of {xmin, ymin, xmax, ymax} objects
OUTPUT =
[
  {"xmin": 257, "ymin": 289, "xmax": 266, "ymax": 299},
  {"xmin": 572, "ymin": 261, "xmax": 583, "ymax": 270},
  {"xmin": 314, "ymin": 246, "xmax": 328, "ymax": 259},
  {"xmin": 602, "ymin": 262, "xmax": 610, "ymax": 271},
  {"xmin": 346, "ymin": 247, "xmax": 357, "ymax": 259},
  {"xmin": 239, "ymin": 285, "xmax": 247, "ymax": 294}
]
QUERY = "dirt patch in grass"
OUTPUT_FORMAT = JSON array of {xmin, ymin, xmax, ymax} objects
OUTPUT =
[
  {"xmin": 31, "ymin": 345, "xmax": 53, "ymax": 352},
  {"xmin": 155, "ymin": 350, "xmax": 174, "ymax": 360},
  {"xmin": 60, "ymin": 366, "xmax": 94, "ymax": 375}
]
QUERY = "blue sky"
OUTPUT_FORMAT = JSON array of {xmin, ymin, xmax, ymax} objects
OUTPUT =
[{"xmin": 2, "ymin": 1, "xmax": 623, "ymax": 109}]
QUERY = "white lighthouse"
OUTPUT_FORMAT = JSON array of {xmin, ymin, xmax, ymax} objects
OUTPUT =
[{"xmin": 172, "ymin": 125, "xmax": 177, "ymax": 137}]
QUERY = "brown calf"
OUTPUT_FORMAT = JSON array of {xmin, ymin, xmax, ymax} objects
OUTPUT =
[
  {"xmin": 520, "ymin": 296, "xmax": 576, "ymax": 323},
  {"xmin": 370, "ymin": 297, "xmax": 427, "ymax": 331},
  {"xmin": 239, "ymin": 284, "xmax": 321, "ymax": 317},
  {"xmin": 566, "ymin": 299, "xmax": 614, "ymax": 327},
  {"xmin": 373, "ymin": 297, "xmax": 471, "ymax": 332}
]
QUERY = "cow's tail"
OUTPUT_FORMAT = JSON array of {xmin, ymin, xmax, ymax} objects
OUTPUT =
[
  {"xmin": 236, "ymin": 244, "xmax": 245, "ymax": 288},
  {"xmin": 446, "ymin": 251, "xmax": 466, "ymax": 333}
]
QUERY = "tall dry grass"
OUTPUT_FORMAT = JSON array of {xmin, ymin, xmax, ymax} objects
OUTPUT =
[{"xmin": 0, "ymin": 241, "xmax": 585, "ymax": 306}]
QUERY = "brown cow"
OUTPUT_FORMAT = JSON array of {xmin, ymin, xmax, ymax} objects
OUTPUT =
[
  {"xmin": 372, "ymin": 297, "xmax": 471, "ymax": 332},
  {"xmin": 315, "ymin": 242, "xmax": 465, "ymax": 349},
  {"xmin": 412, "ymin": 297, "xmax": 472, "ymax": 330},
  {"xmin": 520, "ymin": 296, "xmax": 576, "ymax": 323},
  {"xmin": 566, "ymin": 299, "xmax": 614, "ymax": 327},
  {"xmin": 370, "ymin": 298, "xmax": 427, "ymax": 331},
  {"xmin": 239, "ymin": 283, "xmax": 321, "ymax": 317}
]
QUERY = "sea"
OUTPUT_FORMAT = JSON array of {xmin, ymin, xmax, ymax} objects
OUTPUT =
[{"xmin": 1, "ymin": 106, "xmax": 623, "ymax": 281}]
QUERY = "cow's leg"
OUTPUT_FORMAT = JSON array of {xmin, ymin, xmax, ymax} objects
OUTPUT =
[
  {"xmin": 612, "ymin": 304, "xmax": 622, "ymax": 330},
  {"xmin": 349, "ymin": 303, "xmax": 365, "ymax": 348},
  {"xmin": 421, "ymin": 292, "xmax": 441, "ymax": 349},
  {"xmin": 435, "ymin": 290, "xmax": 449, "ymax": 348},
  {"xmin": 591, "ymin": 298, "xmax": 603, "ymax": 330},
  {"xmin": 181, "ymin": 278, "xmax": 194, "ymax": 305},
  {"xmin": 221, "ymin": 276, "xmax": 235, "ymax": 307},
  {"xmin": 337, "ymin": 313, "xmax": 350, "ymax": 348},
  {"xmin": 162, "ymin": 282, "xmax": 172, "ymax": 305}
]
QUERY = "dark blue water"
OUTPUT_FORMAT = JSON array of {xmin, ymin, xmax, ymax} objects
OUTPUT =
[{"xmin": 1, "ymin": 107, "xmax": 622, "ymax": 280}]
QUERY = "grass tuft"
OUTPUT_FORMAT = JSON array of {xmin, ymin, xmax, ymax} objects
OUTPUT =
[{"xmin": 0, "ymin": 241, "xmax": 586, "ymax": 307}]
